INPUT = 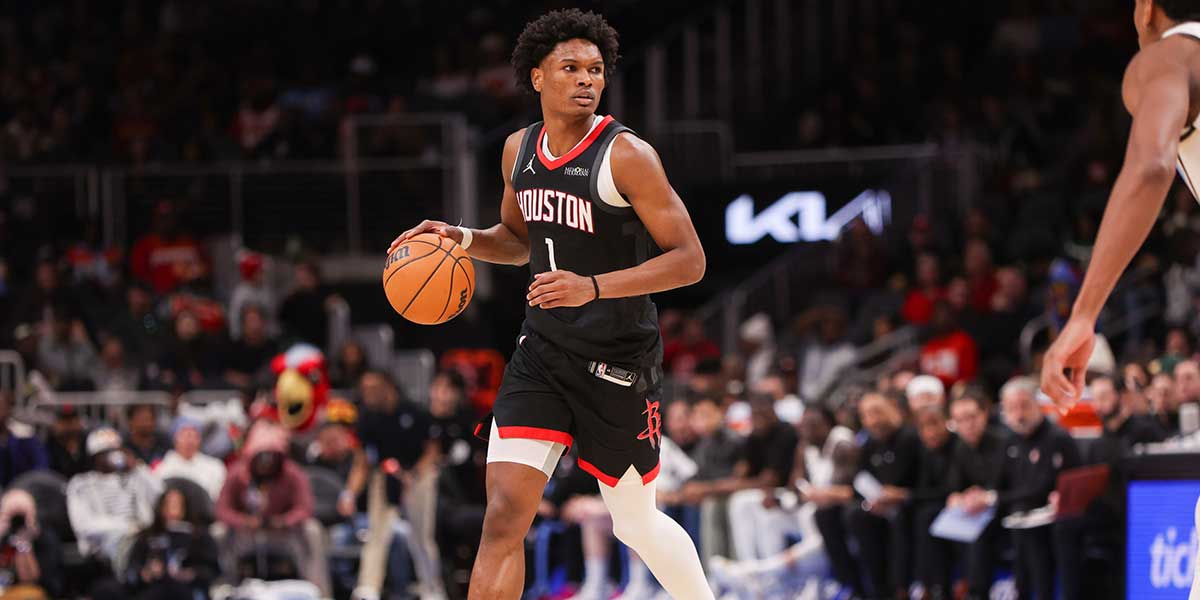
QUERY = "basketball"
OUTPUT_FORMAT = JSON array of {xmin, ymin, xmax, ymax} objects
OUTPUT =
[{"xmin": 382, "ymin": 232, "xmax": 474, "ymax": 325}]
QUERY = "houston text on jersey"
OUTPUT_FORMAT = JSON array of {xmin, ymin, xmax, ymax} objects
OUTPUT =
[{"xmin": 515, "ymin": 188, "xmax": 595, "ymax": 234}]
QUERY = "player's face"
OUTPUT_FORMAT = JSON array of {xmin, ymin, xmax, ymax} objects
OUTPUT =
[{"xmin": 533, "ymin": 38, "xmax": 605, "ymax": 117}]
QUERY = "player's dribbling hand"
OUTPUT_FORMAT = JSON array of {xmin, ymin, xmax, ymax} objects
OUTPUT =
[
  {"xmin": 388, "ymin": 220, "xmax": 463, "ymax": 254},
  {"xmin": 1040, "ymin": 316, "xmax": 1096, "ymax": 408},
  {"xmin": 527, "ymin": 270, "xmax": 595, "ymax": 309}
]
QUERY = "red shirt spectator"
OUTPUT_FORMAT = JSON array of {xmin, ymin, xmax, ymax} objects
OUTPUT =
[
  {"xmin": 920, "ymin": 301, "xmax": 978, "ymax": 387},
  {"xmin": 130, "ymin": 202, "xmax": 208, "ymax": 294},
  {"xmin": 901, "ymin": 253, "xmax": 945, "ymax": 325},
  {"xmin": 216, "ymin": 422, "xmax": 313, "ymax": 530},
  {"xmin": 663, "ymin": 318, "xmax": 720, "ymax": 377}
]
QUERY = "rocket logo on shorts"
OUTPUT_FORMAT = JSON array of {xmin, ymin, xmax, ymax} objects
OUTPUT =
[{"xmin": 637, "ymin": 399, "xmax": 662, "ymax": 449}]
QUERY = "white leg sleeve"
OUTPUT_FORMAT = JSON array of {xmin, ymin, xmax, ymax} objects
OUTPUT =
[
  {"xmin": 485, "ymin": 418, "xmax": 566, "ymax": 477},
  {"xmin": 599, "ymin": 467, "xmax": 715, "ymax": 600}
]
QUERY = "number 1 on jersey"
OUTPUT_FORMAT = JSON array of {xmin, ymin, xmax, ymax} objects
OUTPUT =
[{"xmin": 545, "ymin": 237, "xmax": 558, "ymax": 271}]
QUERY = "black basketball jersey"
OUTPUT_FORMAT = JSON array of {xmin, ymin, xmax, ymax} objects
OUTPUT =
[{"xmin": 510, "ymin": 115, "xmax": 661, "ymax": 367}]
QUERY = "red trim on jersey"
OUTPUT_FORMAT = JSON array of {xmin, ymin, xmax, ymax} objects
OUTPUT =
[
  {"xmin": 640, "ymin": 462, "xmax": 661, "ymax": 485},
  {"xmin": 576, "ymin": 459, "xmax": 661, "ymax": 487},
  {"xmin": 497, "ymin": 426, "xmax": 574, "ymax": 448},
  {"xmin": 577, "ymin": 457, "xmax": 621, "ymax": 487},
  {"xmin": 535, "ymin": 115, "xmax": 614, "ymax": 170}
]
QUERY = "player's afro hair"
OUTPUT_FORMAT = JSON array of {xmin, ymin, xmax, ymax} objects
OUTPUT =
[
  {"xmin": 511, "ymin": 9, "xmax": 620, "ymax": 95},
  {"xmin": 1158, "ymin": 0, "xmax": 1200, "ymax": 21}
]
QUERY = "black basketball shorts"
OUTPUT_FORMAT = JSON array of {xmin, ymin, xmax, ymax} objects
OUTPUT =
[{"xmin": 474, "ymin": 326, "xmax": 664, "ymax": 487}]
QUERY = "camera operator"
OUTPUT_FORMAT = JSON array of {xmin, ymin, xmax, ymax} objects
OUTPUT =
[{"xmin": 0, "ymin": 489, "xmax": 63, "ymax": 598}]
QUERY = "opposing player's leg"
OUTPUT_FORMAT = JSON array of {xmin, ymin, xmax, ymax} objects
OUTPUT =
[
  {"xmin": 598, "ymin": 467, "xmax": 714, "ymax": 600},
  {"xmin": 468, "ymin": 426, "xmax": 565, "ymax": 600}
]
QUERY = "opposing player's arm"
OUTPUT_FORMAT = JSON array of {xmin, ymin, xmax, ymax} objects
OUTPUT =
[
  {"xmin": 1071, "ymin": 48, "xmax": 1189, "ymax": 322},
  {"xmin": 1042, "ymin": 45, "xmax": 1190, "ymax": 402},
  {"xmin": 526, "ymin": 133, "xmax": 705, "ymax": 308},
  {"xmin": 388, "ymin": 130, "xmax": 530, "ymax": 266}
]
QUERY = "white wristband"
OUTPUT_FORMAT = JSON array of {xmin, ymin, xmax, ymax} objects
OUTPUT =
[{"xmin": 457, "ymin": 226, "xmax": 474, "ymax": 250}]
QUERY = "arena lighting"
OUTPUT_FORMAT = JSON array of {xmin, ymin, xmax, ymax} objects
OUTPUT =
[{"xmin": 724, "ymin": 189, "xmax": 893, "ymax": 244}]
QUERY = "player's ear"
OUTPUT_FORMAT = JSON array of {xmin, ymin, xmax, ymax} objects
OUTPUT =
[{"xmin": 531, "ymin": 67, "xmax": 543, "ymax": 93}]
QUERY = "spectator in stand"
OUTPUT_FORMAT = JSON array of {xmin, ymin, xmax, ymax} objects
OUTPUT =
[
  {"xmin": 795, "ymin": 306, "xmax": 858, "ymax": 401},
  {"xmin": 682, "ymin": 393, "xmax": 742, "ymax": 561},
  {"xmin": 91, "ymin": 336, "xmax": 141, "ymax": 392},
  {"xmin": 47, "ymin": 405, "xmax": 88, "ymax": 479},
  {"xmin": 833, "ymin": 219, "xmax": 887, "ymax": 290},
  {"xmin": 223, "ymin": 304, "xmax": 277, "ymax": 389},
  {"xmin": 341, "ymin": 370, "xmax": 444, "ymax": 600},
  {"xmin": 153, "ymin": 416, "xmax": 227, "ymax": 501},
  {"xmin": 279, "ymin": 260, "xmax": 331, "ymax": 350},
  {"xmin": 330, "ymin": 340, "xmax": 370, "ymax": 389},
  {"xmin": 228, "ymin": 250, "xmax": 277, "ymax": 341},
  {"xmin": 1148, "ymin": 371, "xmax": 1176, "ymax": 421},
  {"xmin": 943, "ymin": 388, "xmax": 1009, "ymax": 600},
  {"xmin": 304, "ymin": 400, "xmax": 360, "ymax": 481},
  {"xmin": 1054, "ymin": 375, "xmax": 1166, "ymax": 600},
  {"xmin": 919, "ymin": 300, "xmax": 979, "ymax": 387},
  {"xmin": 427, "ymin": 370, "xmax": 487, "ymax": 572},
  {"xmin": 901, "ymin": 252, "xmax": 946, "ymax": 325},
  {"xmin": 968, "ymin": 266, "xmax": 1036, "ymax": 388},
  {"xmin": 905, "ymin": 374, "xmax": 947, "ymax": 415},
  {"xmin": 67, "ymin": 428, "xmax": 163, "ymax": 570},
  {"xmin": 109, "ymin": 487, "xmax": 221, "ymax": 600},
  {"xmin": 108, "ymin": 283, "xmax": 168, "ymax": 364},
  {"xmin": 911, "ymin": 406, "xmax": 960, "ymax": 598},
  {"xmin": 847, "ymin": 391, "xmax": 922, "ymax": 599},
  {"xmin": 739, "ymin": 313, "xmax": 777, "ymax": 388},
  {"xmin": 129, "ymin": 201, "xmax": 208, "ymax": 295},
  {"xmin": 124, "ymin": 404, "xmax": 171, "ymax": 466},
  {"xmin": 663, "ymin": 316, "xmax": 720, "ymax": 378},
  {"xmin": 680, "ymin": 395, "xmax": 798, "ymax": 561},
  {"xmin": 1167, "ymin": 359, "xmax": 1200, "ymax": 434},
  {"xmin": 990, "ymin": 378, "xmax": 1081, "ymax": 600},
  {"xmin": 963, "ymin": 237, "xmax": 998, "ymax": 314},
  {"xmin": 216, "ymin": 421, "xmax": 329, "ymax": 595},
  {"xmin": 37, "ymin": 303, "xmax": 97, "ymax": 390},
  {"xmin": 6, "ymin": 259, "xmax": 75, "ymax": 337},
  {"xmin": 1151, "ymin": 328, "xmax": 1192, "ymax": 379},
  {"xmin": 158, "ymin": 310, "xmax": 224, "ymax": 391},
  {"xmin": 0, "ymin": 489, "xmax": 64, "ymax": 598},
  {"xmin": 65, "ymin": 221, "xmax": 122, "ymax": 291},
  {"xmin": 0, "ymin": 392, "xmax": 48, "ymax": 488}
]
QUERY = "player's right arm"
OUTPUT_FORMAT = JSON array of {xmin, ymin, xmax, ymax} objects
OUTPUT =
[
  {"xmin": 387, "ymin": 130, "xmax": 530, "ymax": 266},
  {"xmin": 1041, "ymin": 43, "xmax": 1190, "ymax": 404}
]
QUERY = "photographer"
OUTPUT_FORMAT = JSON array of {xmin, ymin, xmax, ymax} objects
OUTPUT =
[
  {"xmin": 118, "ymin": 487, "xmax": 219, "ymax": 600},
  {"xmin": 0, "ymin": 489, "xmax": 62, "ymax": 598}
]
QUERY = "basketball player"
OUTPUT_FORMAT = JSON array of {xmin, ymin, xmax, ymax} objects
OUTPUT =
[
  {"xmin": 1039, "ymin": 1, "xmax": 1200, "ymax": 598},
  {"xmin": 389, "ymin": 10, "xmax": 714, "ymax": 600}
]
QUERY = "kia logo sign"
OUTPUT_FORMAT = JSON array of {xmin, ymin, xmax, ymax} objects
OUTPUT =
[{"xmin": 724, "ymin": 189, "xmax": 892, "ymax": 244}]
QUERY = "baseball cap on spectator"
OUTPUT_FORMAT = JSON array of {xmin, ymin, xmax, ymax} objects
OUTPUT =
[
  {"xmin": 171, "ymin": 415, "xmax": 203, "ymax": 438},
  {"xmin": 86, "ymin": 427, "xmax": 122, "ymax": 457},
  {"xmin": 906, "ymin": 374, "xmax": 946, "ymax": 412},
  {"xmin": 56, "ymin": 404, "xmax": 78, "ymax": 419}
]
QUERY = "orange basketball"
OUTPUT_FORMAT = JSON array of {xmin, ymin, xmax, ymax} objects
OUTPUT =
[{"xmin": 382, "ymin": 233, "xmax": 474, "ymax": 325}]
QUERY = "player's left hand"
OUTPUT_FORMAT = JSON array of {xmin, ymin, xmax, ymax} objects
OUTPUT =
[
  {"xmin": 527, "ymin": 270, "xmax": 596, "ymax": 309},
  {"xmin": 1040, "ymin": 315, "xmax": 1096, "ymax": 408}
]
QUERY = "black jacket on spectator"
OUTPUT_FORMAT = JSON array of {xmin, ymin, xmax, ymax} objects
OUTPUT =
[
  {"xmin": 279, "ymin": 289, "xmax": 328, "ymax": 349},
  {"xmin": 689, "ymin": 429, "xmax": 741, "ymax": 481},
  {"xmin": 124, "ymin": 524, "xmax": 220, "ymax": 599},
  {"xmin": 912, "ymin": 434, "xmax": 959, "ymax": 504},
  {"xmin": 224, "ymin": 337, "xmax": 277, "ymax": 380},
  {"xmin": 742, "ymin": 421, "xmax": 799, "ymax": 486},
  {"xmin": 994, "ymin": 419, "xmax": 1082, "ymax": 514},
  {"xmin": 357, "ymin": 401, "xmax": 435, "ymax": 504},
  {"xmin": 858, "ymin": 426, "xmax": 922, "ymax": 490},
  {"xmin": 47, "ymin": 437, "xmax": 89, "ymax": 480},
  {"xmin": 946, "ymin": 427, "xmax": 1010, "ymax": 493}
]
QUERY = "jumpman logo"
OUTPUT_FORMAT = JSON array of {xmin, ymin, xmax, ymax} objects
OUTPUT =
[
  {"xmin": 637, "ymin": 399, "xmax": 662, "ymax": 449},
  {"xmin": 523, "ymin": 158, "xmax": 536, "ymax": 174}
]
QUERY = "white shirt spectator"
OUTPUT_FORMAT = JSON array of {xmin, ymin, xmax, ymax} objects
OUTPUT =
[
  {"xmin": 154, "ymin": 449, "xmax": 227, "ymax": 500},
  {"xmin": 804, "ymin": 425, "xmax": 855, "ymax": 488},
  {"xmin": 67, "ymin": 463, "xmax": 162, "ymax": 562},
  {"xmin": 799, "ymin": 341, "xmax": 857, "ymax": 401}
]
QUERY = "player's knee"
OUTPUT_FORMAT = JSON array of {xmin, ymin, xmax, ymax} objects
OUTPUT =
[
  {"xmin": 481, "ymin": 490, "xmax": 530, "ymax": 543},
  {"xmin": 609, "ymin": 507, "xmax": 655, "ymax": 549}
]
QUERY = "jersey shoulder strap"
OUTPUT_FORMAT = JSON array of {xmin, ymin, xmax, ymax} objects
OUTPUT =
[
  {"xmin": 510, "ymin": 121, "xmax": 543, "ymax": 181},
  {"xmin": 1164, "ymin": 22, "xmax": 1200, "ymax": 41},
  {"xmin": 587, "ymin": 121, "xmax": 636, "ymax": 213}
]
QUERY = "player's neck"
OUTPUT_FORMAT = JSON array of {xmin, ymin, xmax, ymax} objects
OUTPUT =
[{"xmin": 543, "ymin": 112, "xmax": 597, "ymax": 157}]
